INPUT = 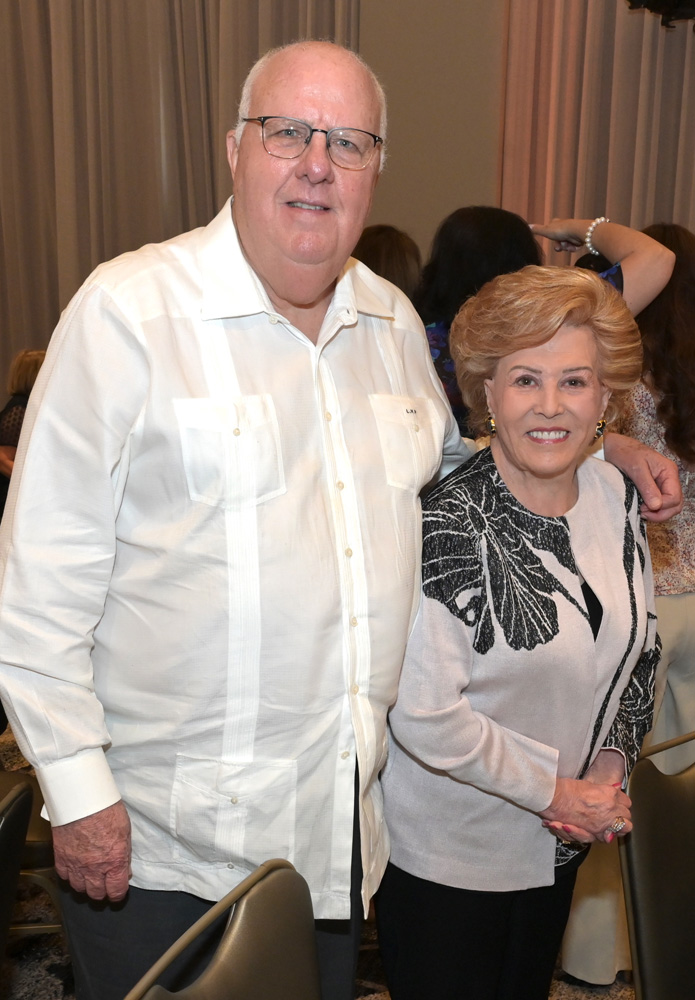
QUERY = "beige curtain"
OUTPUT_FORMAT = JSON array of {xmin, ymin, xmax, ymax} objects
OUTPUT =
[
  {"xmin": 0, "ymin": 0, "xmax": 359, "ymax": 384},
  {"xmin": 500, "ymin": 0, "xmax": 695, "ymax": 234}
]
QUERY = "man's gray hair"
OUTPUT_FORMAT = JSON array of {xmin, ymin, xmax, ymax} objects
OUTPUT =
[{"xmin": 234, "ymin": 41, "xmax": 388, "ymax": 170}]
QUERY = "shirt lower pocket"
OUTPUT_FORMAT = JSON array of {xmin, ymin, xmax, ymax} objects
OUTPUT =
[{"xmin": 170, "ymin": 754, "xmax": 297, "ymax": 868}]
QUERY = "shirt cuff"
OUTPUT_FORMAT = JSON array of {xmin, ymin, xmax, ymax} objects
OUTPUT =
[{"xmin": 36, "ymin": 748, "xmax": 122, "ymax": 826}]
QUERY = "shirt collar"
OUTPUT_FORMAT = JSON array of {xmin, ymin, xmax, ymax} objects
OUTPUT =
[
  {"xmin": 197, "ymin": 197, "xmax": 397, "ymax": 327},
  {"xmin": 198, "ymin": 199, "xmax": 270, "ymax": 321}
]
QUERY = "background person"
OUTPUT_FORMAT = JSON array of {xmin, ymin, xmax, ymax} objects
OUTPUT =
[
  {"xmin": 625, "ymin": 222, "xmax": 695, "ymax": 771},
  {"xmin": 0, "ymin": 348, "xmax": 46, "ymax": 521},
  {"xmin": 415, "ymin": 209, "xmax": 674, "ymax": 437},
  {"xmin": 531, "ymin": 216, "xmax": 674, "ymax": 316},
  {"xmin": 413, "ymin": 206, "xmax": 542, "ymax": 436},
  {"xmin": 377, "ymin": 266, "xmax": 659, "ymax": 1000},
  {"xmin": 352, "ymin": 223, "xmax": 422, "ymax": 300}
]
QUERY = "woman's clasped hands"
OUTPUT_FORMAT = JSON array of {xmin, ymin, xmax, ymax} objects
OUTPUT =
[{"xmin": 539, "ymin": 775, "xmax": 632, "ymax": 845}]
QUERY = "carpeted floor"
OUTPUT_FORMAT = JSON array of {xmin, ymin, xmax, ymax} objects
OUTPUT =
[
  {"xmin": 1, "ymin": 918, "xmax": 636, "ymax": 1000},
  {"xmin": 1, "ymin": 728, "xmax": 635, "ymax": 1000}
]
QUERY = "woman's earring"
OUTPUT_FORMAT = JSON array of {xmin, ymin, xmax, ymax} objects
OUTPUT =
[
  {"xmin": 594, "ymin": 419, "xmax": 607, "ymax": 440},
  {"xmin": 486, "ymin": 414, "xmax": 497, "ymax": 437}
]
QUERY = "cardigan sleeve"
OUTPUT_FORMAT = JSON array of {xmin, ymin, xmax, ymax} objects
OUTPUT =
[
  {"xmin": 390, "ymin": 534, "xmax": 559, "ymax": 816},
  {"xmin": 600, "ymin": 490, "xmax": 659, "ymax": 774},
  {"xmin": 602, "ymin": 631, "xmax": 659, "ymax": 774}
]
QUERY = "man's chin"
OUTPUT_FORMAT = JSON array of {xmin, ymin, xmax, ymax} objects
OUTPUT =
[{"xmin": 286, "ymin": 233, "xmax": 339, "ymax": 267}]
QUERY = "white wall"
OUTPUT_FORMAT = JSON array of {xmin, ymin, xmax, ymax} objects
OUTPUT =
[{"xmin": 359, "ymin": 0, "xmax": 508, "ymax": 257}]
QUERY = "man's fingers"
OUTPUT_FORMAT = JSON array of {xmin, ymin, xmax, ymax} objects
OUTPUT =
[
  {"xmin": 82, "ymin": 876, "xmax": 107, "ymax": 901},
  {"xmin": 104, "ymin": 864, "xmax": 132, "ymax": 902},
  {"xmin": 51, "ymin": 802, "xmax": 132, "ymax": 902}
]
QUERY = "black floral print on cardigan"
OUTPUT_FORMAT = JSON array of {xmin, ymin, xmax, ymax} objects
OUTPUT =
[{"xmin": 421, "ymin": 447, "xmax": 657, "ymax": 867}]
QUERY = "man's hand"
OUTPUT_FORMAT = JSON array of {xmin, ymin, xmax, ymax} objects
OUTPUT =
[
  {"xmin": 603, "ymin": 432, "xmax": 683, "ymax": 522},
  {"xmin": 539, "ymin": 776, "xmax": 632, "ymax": 845},
  {"xmin": 583, "ymin": 749, "xmax": 626, "ymax": 787},
  {"xmin": 52, "ymin": 801, "xmax": 132, "ymax": 901},
  {"xmin": 543, "ymin": 751, "xmax": 628, "ymax": 844}
]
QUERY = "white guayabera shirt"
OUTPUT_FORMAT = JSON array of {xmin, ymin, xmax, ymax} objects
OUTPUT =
[{"xmin": 0, "ymin": 201, "xmax": 470, "ymax": 918}]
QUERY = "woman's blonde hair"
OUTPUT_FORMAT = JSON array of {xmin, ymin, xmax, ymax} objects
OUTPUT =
[
  {"xmin": 8, "ymin": 349, "xmax": 46, "ymax": 396},
  {"xmin": 450, "ymin": 266, "xmax": 642, "ymax": 436}
]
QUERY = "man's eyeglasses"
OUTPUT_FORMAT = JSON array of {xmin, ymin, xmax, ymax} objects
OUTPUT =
[{"xmin": 242, "ymin": 116, "xmax": 383, "ymax": 171}]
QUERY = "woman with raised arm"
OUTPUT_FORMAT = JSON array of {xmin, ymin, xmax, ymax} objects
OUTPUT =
[
  {"xmin": 415, "ymin": 209, "xmax": 674, "ymax": 439},
  {"xmin": 0, "ymin": 349, "xmax": 46, "ymax": 521}
]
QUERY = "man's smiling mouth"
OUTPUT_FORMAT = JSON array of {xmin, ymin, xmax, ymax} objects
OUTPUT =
[{"xmin": 287, "ymin": 201, "xmax": 328, "ymax": 211}]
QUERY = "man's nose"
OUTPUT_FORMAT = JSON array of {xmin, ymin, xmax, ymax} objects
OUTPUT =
[{"xmin": 296, "ymin": 130, "xmax": 334, "ymax": 180}]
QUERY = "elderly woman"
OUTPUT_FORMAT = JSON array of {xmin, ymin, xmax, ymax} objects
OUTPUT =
[{"xmin": 376, "ymin": 266, "xmax": 659, "ymax": 1000}]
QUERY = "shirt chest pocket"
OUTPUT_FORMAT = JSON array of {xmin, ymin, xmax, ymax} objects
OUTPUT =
[
  {"xmin": 173, "ymin": 395, "xmax": 286, "ymax": 508},
  {"xmin": 369, "ymin": 394, "xmax": 443, "ymax": 492}
]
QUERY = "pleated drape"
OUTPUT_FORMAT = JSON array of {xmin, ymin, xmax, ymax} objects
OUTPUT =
[
  {"xmin": 0, "ymin": 0, "xmax": 359, "ymax": 383},
  {"xmin": 501, "ymin": 0, "xmax": 695, "ymax": 233}
]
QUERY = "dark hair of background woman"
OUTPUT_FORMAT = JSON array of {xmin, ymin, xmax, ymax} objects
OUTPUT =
[
  {"xmin": 352, "ymin": 224, "xmax": 422, "ymax": 301},
  {"xmin": 413, "ymin": 206, "xmax": 543, "ymax": 327},
  {"xmin": 637, "ymin": 222, "xmax": 695, "ymax": 465}
]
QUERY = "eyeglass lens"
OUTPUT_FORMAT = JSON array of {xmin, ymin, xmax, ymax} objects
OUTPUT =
[{"xmin": 260, "ymin": 118, "xmax": 377, "ymax": 169}]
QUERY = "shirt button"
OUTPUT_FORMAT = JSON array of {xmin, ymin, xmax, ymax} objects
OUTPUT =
[
  {"xmin": 227, "ymin": 862, "xmax": 235, "ymax": 869},
  {"xmin": 233, "ymin": 428, "xmax": 241, "ymax": 436},
  {"xmin": 345, "ymin": 547, "xmax": 353, "ymax": 557},
  {"xmin": 269, "ymin": 315, "xmax": 278, "ymax": 325},
  {"xmin": 230, "ymin": 797, "xmax": 239, "ymax": 804},
  {"xmin": 336, "ymin": 481, "xmax": 344, "ymax": 490},
  {"xmin": 351, "ymin": 684, "xmax": 360, "ymax": 695},
  {"xmin": 350, "ymin": 616, "xmax": 358, "ymax": 627},
  {"xmin": 325, "ymin": 411, "xmax": 332, "ymax": 421},
  {"xmin": 414, "ymin": 424, "xmax": 420, "ymax": 432},
  {"xmin": 341, "ymin": 750, "xmax": 350, "ymax": 759}
]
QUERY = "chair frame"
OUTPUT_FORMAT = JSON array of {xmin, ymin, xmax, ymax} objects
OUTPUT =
[
  {"xmin": 0, "ymin": 781, "xmax": 33, "ymax": 956},
  {"xmin": 619, "ymin": 729, "xmax": 695, "ymax": 1000},
  {"xmin": 124, "ymin": 858, "xmax": 321, "ymax": 1000},
  {"xmin": 0, "ymin": 770, "xmax": 62, "ymax": 938}
]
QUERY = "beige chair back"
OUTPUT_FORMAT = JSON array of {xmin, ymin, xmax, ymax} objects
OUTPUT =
[
  {"xmin": 124, "ymin": 858, "xmax": 321, "ymax": 1000},
  {"xmin": 619, "ymin": 730, "xmax": 695, "ymax": 1000},
  {"xmin": 0, "ymin": 781, "xmax": 32, "ymax": 956}
]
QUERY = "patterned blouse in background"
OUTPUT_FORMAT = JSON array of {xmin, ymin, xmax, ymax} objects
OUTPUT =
[
  {"xmin": 620, "ymin": 380, "xmax": 695, "ymax": 596},
  {"xmin": 425, "ymin": 320, "xmax": 472, "ymax": 437}
]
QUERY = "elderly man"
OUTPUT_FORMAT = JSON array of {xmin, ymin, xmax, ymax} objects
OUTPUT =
[
  {"xmin": 0, "ymin": 39, "xmax": 680, "ymax": 1000},
  {"xmin": 0, "ymin": 41, "xmax": 468, "ymax": 999}
]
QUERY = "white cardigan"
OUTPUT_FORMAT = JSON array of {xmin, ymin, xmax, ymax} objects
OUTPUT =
[{"xmin": 382, "ymin": 449, "xmax": 658, "ymax": 892}]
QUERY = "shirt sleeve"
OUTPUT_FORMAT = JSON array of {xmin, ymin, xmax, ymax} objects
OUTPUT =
[
  {"xmin": 389, "ymin": 591, "xmax": 559, "ymax": 815},
  {"xmin": 0, "ymin": 279, "xmax": 150, "ymax": 825}
]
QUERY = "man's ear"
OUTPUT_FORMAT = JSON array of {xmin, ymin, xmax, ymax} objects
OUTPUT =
[{"xmin": 226, "ymin": 130, "xmax": 239, "ymax": 179}]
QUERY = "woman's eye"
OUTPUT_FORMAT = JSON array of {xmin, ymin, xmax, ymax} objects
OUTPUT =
[
  {"xmin": 514, "ymin": 375, "xmax": 535, "ymax": 387},
  {"xmin": 564, "ymin": 378, "xmax": 586, "ymax": 388}
]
